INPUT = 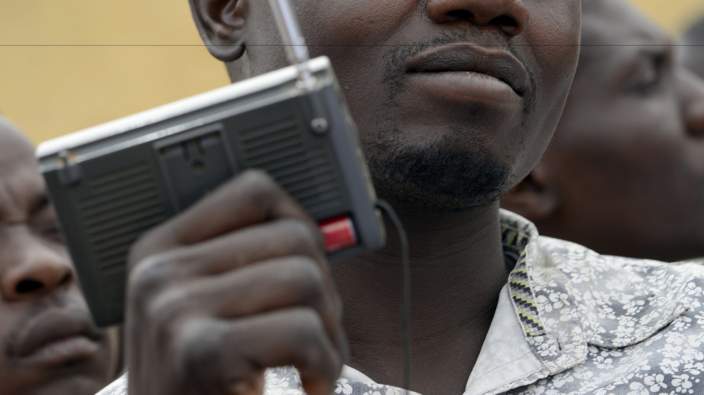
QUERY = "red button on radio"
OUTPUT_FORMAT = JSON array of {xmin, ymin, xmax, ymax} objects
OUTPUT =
[{"xmin": 320, "ymin": 216, "xmax": 358, "ymax": 253}]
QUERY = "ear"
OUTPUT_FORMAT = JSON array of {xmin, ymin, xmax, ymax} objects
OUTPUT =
[
  {"xmin": 189, "ymin": 0, "xmax": 248, "ymax": 62},
  {"xmin": 502, "ymin": 164, "xmax": 560, "ymax": 222}
]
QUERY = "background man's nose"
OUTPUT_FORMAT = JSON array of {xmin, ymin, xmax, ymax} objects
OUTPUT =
[
  {"xmin": 426, "ymin": 0, "xmax": 529, "ymax": 37},
  {"xmin": 1, "ymin": 237, "xmax": 73, "ymax": 302}
]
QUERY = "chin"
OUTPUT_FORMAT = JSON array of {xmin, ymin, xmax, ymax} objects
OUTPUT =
[
  {"xmin": 367, "ymin": 136, "xmax": 510, "ymax": 211},
  {"xmin": 375, "ymin": 183, "xmax": 504, "ymax": 212}
]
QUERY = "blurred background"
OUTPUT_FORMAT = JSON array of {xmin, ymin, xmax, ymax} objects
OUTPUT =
[{"xmin": 1, "ymin": 0, "xmax": 703, "ymax": 144}]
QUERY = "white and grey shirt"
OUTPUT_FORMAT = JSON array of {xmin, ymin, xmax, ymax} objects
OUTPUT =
[{"xmin": 98, "ymin": 211, "xmax": 704, "ymax": 394}]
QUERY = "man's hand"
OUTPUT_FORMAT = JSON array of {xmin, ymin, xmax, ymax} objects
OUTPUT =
[{"xmin": 125, "ymin": 171, "xmax": 347, "ymax": 395}]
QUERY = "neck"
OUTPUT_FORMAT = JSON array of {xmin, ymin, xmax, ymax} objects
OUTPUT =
[{"xmin": 333, "ymin": 201, "xmax": 508, "ymax": 391}]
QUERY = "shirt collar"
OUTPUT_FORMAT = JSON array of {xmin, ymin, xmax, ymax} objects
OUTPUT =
[
  {"xmin": 467, "ymin": 211, "xmax": 690, "ymax": 394},
  {"xmin": 464, "ymin": 211, "xmax": 589, "ymax": 394},
  {"xmin": 464, "ymin": 285, "xmax": 545, "ymax": 395}
]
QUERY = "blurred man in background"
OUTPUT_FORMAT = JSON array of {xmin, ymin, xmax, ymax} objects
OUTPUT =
[
  {"xmin": 683, "ymin": 16, "xmax": 704, "ymax": 79},
  {"xmin": 0, "ymin": 117, "xmax": 118, "ymax": 394},
  {"xmin": 503, "ymin": 0, "xmax": 704, "ymax": 262}
]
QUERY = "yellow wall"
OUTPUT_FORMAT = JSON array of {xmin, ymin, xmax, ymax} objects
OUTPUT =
[
  {"xmin": 633, "ymin": 0, "xmax": 704, "ymax": 32},
  {"xmin": 1, "ymin": 1, "xmax": 703, "ymax": 144},
  {"xmin": 0, "ymin": 1, "xmax": 227, "ymax": 143}
]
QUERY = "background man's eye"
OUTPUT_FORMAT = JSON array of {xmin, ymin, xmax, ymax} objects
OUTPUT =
[
  {"xmin": 634, "ymin": 67, "xmax": 659, "ymax": 91},
  {"xmin": 628, "ymin": 54, "xmax": 668, "ymax": 94}
]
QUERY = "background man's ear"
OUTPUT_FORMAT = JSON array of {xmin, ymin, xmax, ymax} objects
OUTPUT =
[
  {"xmin": 189, "ymin": 0, "xmax": 247, "ymax": 62},
  {"xmin": 502, "ymin": 164, "xmax": 560, "ymax": 222}
]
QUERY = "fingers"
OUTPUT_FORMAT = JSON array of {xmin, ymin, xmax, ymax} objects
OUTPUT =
[
  {"xmin": 129, "ymin": 170, "xmax": 321, "ymax": 274},
  {"xmin": 176, "ymin": 310, "xmax": 342, "ymax": 395},
  {"xmin": 173, "ymin": 218, "xmax": 325, "ymax": 277},
  {"xmin": 135, "ymin": 170, "xmax": 312, "ymax": 255},
  {"xmin": 124, "ymin": 169, "xmax": 347, "ymax": 394},
  {"xmin": 149, "ymin": 257, "xmax": 346, "ymax": 358},
  {"xmin": 128, "ymin": 218, "xmax": 327, "ymax": 306}
]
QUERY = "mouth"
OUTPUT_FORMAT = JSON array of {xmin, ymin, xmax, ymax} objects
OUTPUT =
[
  {"xmin": 405, "ymin": 43, "xmax": 530, "ymax": 105},
  {"xmin": 10, "ymin": 308, "xmax": 103, "ymax": 368}
]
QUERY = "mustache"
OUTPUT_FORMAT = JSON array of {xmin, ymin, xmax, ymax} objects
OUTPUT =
[
  {"xmin": 379, "ymin": 30, "xmax": 536, "ymax": 114},
  {"xmin": 382, "ymin": 31, "xmax": 516, "ymax": 83}
]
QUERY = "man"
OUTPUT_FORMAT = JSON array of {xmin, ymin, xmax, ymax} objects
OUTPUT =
[
  {"xmin": 99, "ymin": 0, "xmax": 704, "ymax": 394},
  {"xmin": 683, "ymin": 16, "xmax": 704, "ymax": 79},
  {"xmin": 0, "ymin": 118, "xmax": 118, "ymax": 394},
  {"xmin": 503, "ymin": 0, "xmax": 704, "ymax": 262}
]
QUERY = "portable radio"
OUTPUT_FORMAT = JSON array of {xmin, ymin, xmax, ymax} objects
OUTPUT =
[{"xmin": 37, "ymin": 0, "xmax": 385, "ymax": 327}]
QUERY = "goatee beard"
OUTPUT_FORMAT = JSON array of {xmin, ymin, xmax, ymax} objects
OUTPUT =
[{"xmin": 367, "ymin": 132, "xmax": 510, "ymax": 211}]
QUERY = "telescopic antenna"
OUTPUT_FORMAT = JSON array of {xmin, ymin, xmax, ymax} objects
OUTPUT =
[{"xmin": 268, "ymin": 0, "xmax": 316, "ymax": 91}]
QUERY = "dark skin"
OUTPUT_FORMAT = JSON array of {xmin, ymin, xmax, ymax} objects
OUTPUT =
[
  {"xmin": 127, "ymin": 1, "xmax": 581, "ymax": 394},
  {"xmin": 0, "ymin": 119, "xmax": 117, "ymax": 395},
  {"xmin": 683, "ymin": 18, "xmax": 704, "ymax": 80},
  {"xmin": 503, "ymin": 0, "xmax": 704, "ymax": 262}
]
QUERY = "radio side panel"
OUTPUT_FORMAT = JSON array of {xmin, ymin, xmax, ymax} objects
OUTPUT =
[{"xmin": 318, "ymin": 85, "xmax": 386, "ymax": 251}]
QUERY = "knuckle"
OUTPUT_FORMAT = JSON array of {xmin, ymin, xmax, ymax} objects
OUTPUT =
[
  {"xmin": 128, "ymin": 253, "xmax": 171, "ymax": 301},
  {"xmin": 176, "ymin": 320, "xmax": 221, "ymax": 376},
  {"xmin": 238, "ymin": 170, "xmax": 294, "ymax": 213},
  {"xmin": 176, "ymin": 321, "xmax": 254, "ymax": 393},
  {"xmin": 289, "ymin": 309, "xmax": 337, "ymax": 374},
  {"xmin": 240, "ymin": 170, "xmax": 277, "ymax": 197},
  {"xmin": 288, "ymin": 257, "xmax": 326, "ymax": 303},
  {"xmin": 128, "ymin": 222, "xmax": 179, "ymax": 270},
  {"xmin": 282, "ymin": 220, "xmax": 321, "ymax": 255},
  {"xmin": 291, "ymin": 308, "xmax": 326, "ymax": 349},
  {"xmin": 241, "ymin": 169, "xmax": 271, "ymax": 183},
  {"xmin": 147, "ymin": 288, "xmax": 188, "ymax": 327}
]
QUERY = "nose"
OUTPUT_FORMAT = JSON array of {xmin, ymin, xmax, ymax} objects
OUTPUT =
[
  {"xmin": 680, "ymin": 70, "xmax": 704, "ymax": 138},
  {"xmin": 1, "ymin": 229, "xmax": 73, "ymax": 302},
  {"xmin": 426, "ymin": 0, "xmax": 529, "ymax": 37}
]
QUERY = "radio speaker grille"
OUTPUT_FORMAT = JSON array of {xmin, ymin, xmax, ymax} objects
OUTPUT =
[
  {"xmin": 78, "ymin": 164, "xmax": 167, "ymax": 273},
  {"xmin": 238, "ymin": 117, "xmax": 344, "ymax": 217}
]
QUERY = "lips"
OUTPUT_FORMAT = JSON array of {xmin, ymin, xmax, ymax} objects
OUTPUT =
[
  {"xmin": 405, "ymin": 42, "xmax": 530, "ymax": 98},
  {"xmin": 9, "ymin": 307, "xmax": 102, "ymax": 366}
]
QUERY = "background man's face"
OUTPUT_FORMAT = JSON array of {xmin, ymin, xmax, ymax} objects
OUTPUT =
[
  {"xmin": 0, "ymin": 120, "xmax": 115, "ymax": 395},
  {"xmin": 212, "ymin": 0, "xmax": 581, "ymax": 210},
  {"xmin": 519, "ymin": 0, "xmax": 704, "ymax": 261}
]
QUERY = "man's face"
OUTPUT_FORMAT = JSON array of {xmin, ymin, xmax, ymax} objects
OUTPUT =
[
  {"xmin": 532, "ymin": 0, "xmax": 704, "ymax": 261},
  {"xmin": 0, "ymin": 120, "xmax": 115, "ymax": 395},
  {"xmin": 214, "ymin": 0, "xmax": 581, "ymax": 210}
]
